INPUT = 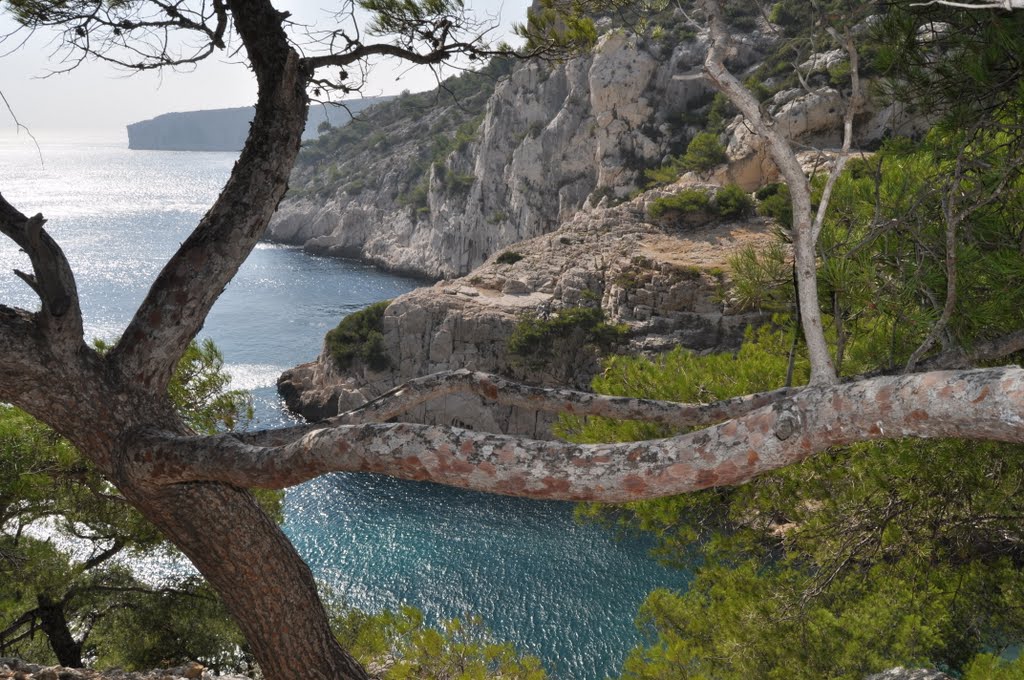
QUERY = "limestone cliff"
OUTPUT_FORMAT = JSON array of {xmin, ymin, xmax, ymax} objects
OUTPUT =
[
  {"xmin": 267, "ymin": 27, "xmax": 756, "ymax": 279},
  {"xmin": 278, "ymin": 179, "xmax": 776, "ymax": 437},
  {"xmin": 268, "ymin": 15, "xmax": 921, "ymax": 280}
]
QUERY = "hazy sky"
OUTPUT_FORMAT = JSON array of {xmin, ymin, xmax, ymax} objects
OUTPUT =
[{"xmin": 0, "ymin": 0, "xmax": 529, "ymax": 139}]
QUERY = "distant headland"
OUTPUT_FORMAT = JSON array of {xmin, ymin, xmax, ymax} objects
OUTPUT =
[{"xmin": 126, "ymin": 98, "xmax": 390, "ymax": 151}]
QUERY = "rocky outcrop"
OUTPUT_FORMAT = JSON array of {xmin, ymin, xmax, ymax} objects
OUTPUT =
[
  {"xmin": 267, "ymin": 26, "xmax": 772, "ymax": 279},
  {"xmin": 0, "ymin": 659, "xmax": 241, "ymax": 680},
  {"xmin": 278, "ymin": 180, "xmax": 776, "ymax": 437},
  {"xmin": 864, "ymin": 669, "xmax": 953, "ymax": 680},
  {"xmin": 269, "ymin": 19, "xmax": 926, "ymax": 280}
]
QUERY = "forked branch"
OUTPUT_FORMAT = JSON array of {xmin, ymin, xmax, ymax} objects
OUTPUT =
[{"xmin": 0, "ymin": 192, "xmax": 83, "ymax": 352}]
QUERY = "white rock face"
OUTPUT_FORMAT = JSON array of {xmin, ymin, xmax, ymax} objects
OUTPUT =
[
  {"xmin": 268, "ymin": 32, "xmax": 730, "ymax": 279},
  {"xmin": 270, "ymin": 28, "xmax": 930, "ymax": 278},
  {"xmin": 722, "ymin": 84, "xmax": 933, "ymax": 190}
]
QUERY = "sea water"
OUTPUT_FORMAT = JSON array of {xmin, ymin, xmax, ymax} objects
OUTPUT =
[{"xmin": 0, "ymin": 137, "xmax": 690, "ymax": 678}]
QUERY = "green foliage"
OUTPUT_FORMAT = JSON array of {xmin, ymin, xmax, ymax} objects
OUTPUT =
[
  {"xmin": 713, "ymin": 183, "xmax": 753, "ymax": 219},
  {"xmin": 615, "ymin": 439, "xmax": 1024, "ymax": 679},
  {"xmin": 768, "ymin": 0, "xmax": 802, "ymax": 28},
  {"xmin": 828, "ymin": 59, "xmax": 851, "ymax": 88},
  {"xmin": 87, "ymin": 578, "xmax": 251, "ymax": 673},
  {"xmin": 648, "ymin": 185, "xmax": 751, "ymax": 223},
  {"xmin": 558, "ymin": 325, "xmax": 800, "ymax": 454},
  {"xmin": 168, "ymin": 338, "xmax": 254, "ymax": 434},
  {"xmin": 326, "ymin": 300, "xmax": 393, "ymax": 372},
  {"xmin": 565, "ymin": 326, "xmax": 1024, "ymax": 678},
  {"xmin": 733, "ymin": 126, "xmax": 1024, "ymax": 374},
  {"xmin": 332, "ymin": 605, "xmax": 546, "ymax": 679},
  {"xmin": 679, "ymin": 132, "xmax": 726, "ymax": 173},
  {"xmin": 873, "ymin": 6, "xmax": 1024, "ymax": 137},
  {"xmin": 964, "ymin": 654, "xmax": 1024, "ymax": 680},
  {"xmin": 755, "ymin": 182, "xmax": 793, "ymax": 228},
  {"xmin": 514, "ymin": 0, "xmax": 599, "ymax": 53},
  {"xmin": 705, "ymin": 93, "xmax": 736, "ymax": 134},
  {"xmin": 727, "ymin": 242, "xmax": 791, "ymax": 312},
  {"xmin": 495, "ymin": 251, "xmax": 524, "ymax": 265},
  {"xmin": 643, "ymin": 133, "xmax": 730, "ymax": 189},
  {"xmin": 507, "ymin": 306, "xmax": 628, "ymax": 377},
  {"xmin": 360, "ymin": 0, "xmax": 465, "ymax": 36},
  {"xmin": 642, "ymin": 161, "xmax": 682, "ymax": 188},
  {"xmin": 647, "ymin": 188, "xmax": 710, "ymax": 220},
  {"xmin": 1, "ymin": 340, "xmax": 274, "ymax": 670}
]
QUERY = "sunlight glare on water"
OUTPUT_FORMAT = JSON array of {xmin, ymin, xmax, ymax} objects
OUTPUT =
[{"xmin": 0, "ymin": 138, "xmax": 690, "ymax": 678}]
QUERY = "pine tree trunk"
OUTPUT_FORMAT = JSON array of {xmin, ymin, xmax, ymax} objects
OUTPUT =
[
  {"xmin": 123, "ymin": 476, "xmax": 370, "ymax": 680},
  {"xmin": 36, "ymin": 594, "xmax": 82, "ymax": 669}
]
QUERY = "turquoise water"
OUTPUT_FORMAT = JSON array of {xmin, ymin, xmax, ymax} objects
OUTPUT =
[{"xmin": 0, "ymin": 138, "xmax": 690, "ymax": 678}]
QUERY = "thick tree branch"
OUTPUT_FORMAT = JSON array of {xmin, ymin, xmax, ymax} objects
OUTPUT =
[
  {"xmin": 0, "ymin": 193, "xmax": 83, "ymax": 354},
  {"xmin": 701, "ymin": 0, "xmax": 837, "ymax": 386},
  {"xmin": 135, "ymin": 367, "xmax": 1024, "ymax": 502},
  {"xmin": 110, "ymin": 0, "xmax": 309, "ymax": 393},
  {"xmin": 246, "ymin": 321, "xmax": 1024, "ymax": 449},
  {"xmin": 0, "ymin": 306, "xmax": 59, "ymax": 409},
  {"xmin": 336, "ymin": 370, "xmax": 801, "ymax": 429}
]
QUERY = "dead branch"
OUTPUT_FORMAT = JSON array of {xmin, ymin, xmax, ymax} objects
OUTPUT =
[
  {"xmin": 701, "ymin": 0, "xmax": 838, "ymax": 386},
  {"xmin": 0, "ymin": 193, "xmax": 83, "ymax": 354}
]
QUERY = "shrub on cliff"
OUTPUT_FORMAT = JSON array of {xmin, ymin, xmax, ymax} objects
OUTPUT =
[
  {"xmin": 643, "ymin": 133, "xmax": 730, "ymax": 188},
  {"xmin": 326, "ymin": 301, "xmax": 393, "ymax": 371},
  {"xmin": 756, "ymin": 182, "xmax": 793, "ymax": 228},
  {"xmin": 507, "ymin": 306, "xmax": 628, "ymax": 384},
  {"xmin": 679, "ymin": 132, "xmax": 727, "ymax": 173},
  {"xmin": 713, "ymin": 184, "xmax": 754, "ymax": 219},
  {"xmin": 648, "ymin": 184, "xmax": 752, "ymax": 223},
  {"xmin": 647, "ymin": 188, "xmax": 712, "ymax": 220}
]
